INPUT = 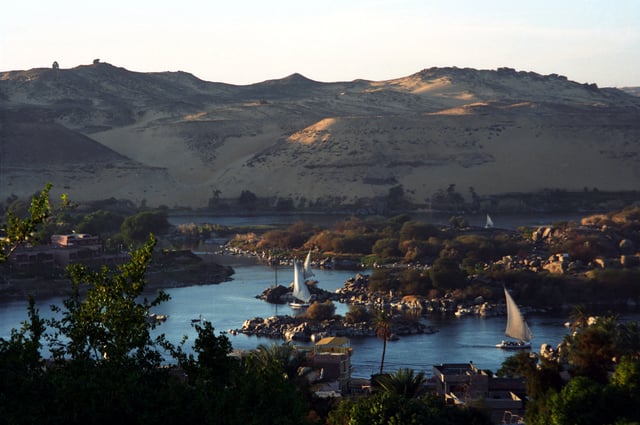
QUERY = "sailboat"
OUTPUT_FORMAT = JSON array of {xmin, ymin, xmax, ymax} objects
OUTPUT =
[
  {"xmin": 302, "ymin": 249, "xmax": 315, "ymax": 280},
  {"xmin": 485, "ymin": 214, "xmax": 494, "ymax": 229},
  {"xmin": 289, "ymin": 261, "xmax": 312, "ymax": 309},
  {"xmin": 496, "ymin": 287, "xmax": 532, "ymax": 349}
]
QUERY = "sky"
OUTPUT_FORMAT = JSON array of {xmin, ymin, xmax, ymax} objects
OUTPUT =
[{"xmin": 2, "ymin": 0, "xmax": 639, "ymax": 87}]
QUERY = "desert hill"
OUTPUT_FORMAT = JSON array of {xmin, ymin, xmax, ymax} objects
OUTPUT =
[{"xmin": 1, "ymin": 62, "xmax": 639, "ymax": 211}]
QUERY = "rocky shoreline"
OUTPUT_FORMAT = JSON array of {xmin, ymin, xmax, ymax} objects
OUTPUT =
[
  {"xmin": 239, "ymin": 273, "xmax": 516, "ymax": 342},
  {"xmin": 234, "ymin": 314, "xmax": 437, "ymax": 342}
]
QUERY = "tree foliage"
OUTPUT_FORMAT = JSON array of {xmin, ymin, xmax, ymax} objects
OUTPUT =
[
  {"xmin": 305, "ymin": 300, "xmax": 336, "ymax": 321},
  {"xmin": 120, "ymin": 210, "xmax": 170, "ymax": 244},
  {"xmin": 327, "ymin": 391, "xmax": 491, "ymax": 425},
  {"xmin": 76, "ymin": 209, "xmax": 125, "ymax": 236},
  {"xmin": 375, "ymin": 310, "xmax": 392, "ymax": 375},
  {"xmin": 345, "ymin": 305, "xmax": 372, "ymax": 324},
  {"xmin": 1, "ymin": 183, "xmax": 69, "ymax": 262},
  {"xmin": 429, "ymin": 256, "xmax": 467, "ymax": 291},
  {"xmin": 523, "ymin": 314, "xmax": 640, "ymax": 425},
  {"xmin": 373, "ymin": 368, "xmax": 428, "ymax": 399}
]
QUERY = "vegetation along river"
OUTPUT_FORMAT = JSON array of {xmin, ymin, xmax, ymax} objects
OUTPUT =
[
  {"xmin": 0, "ymin": 212, "xmax": 625, "ymax": 378},
  {"xmin": 5, "ymin": 252, "xmax": 632, "ymax": 378}
]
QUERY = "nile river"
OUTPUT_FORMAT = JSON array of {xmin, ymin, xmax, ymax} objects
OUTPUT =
[
  {"xmin": 0, "ymin": 254, "xmax": 581, "ymax": 378},
  {"xmin": 0, "ymin": 212, "xmax": 626, "ymax": 378}
]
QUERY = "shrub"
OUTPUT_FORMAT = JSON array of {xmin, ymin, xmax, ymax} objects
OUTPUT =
[
  {"xmin": 372, "ymin": 238, "xmax": 401, "ymax": 259},
  {"xmin": 305, "ymin": 301, "xmax": 336, "ymax": 321},
  {"xmin": 345, "ymin": 305, "xmax": 372, "ymax": 324},
  {"xmin": 399, "ymin": 221, "xmax": 439, "ymax": 241},
  {"xmin": 429, "ymin": 257, "xmax": 467, "ymax": 291}
]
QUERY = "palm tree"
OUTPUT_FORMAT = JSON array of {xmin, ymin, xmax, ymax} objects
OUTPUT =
[
  {"xmin": 374, "ymin": 368, "xmax": 427, "ymax": 398},
  {"xmin": 618, "ymin": 321, "xmax": 640, "ymax": 357},
  {"xmin": 374, "ymin": 310, "xmax": 392, "ymax": 375},
  {"xmin": 569, "ymin": 304, "xmax": 589, "ymax": 333},
  {"xmin": 252, "ymin": 343, "xmax": 309, "ymax": 384}
]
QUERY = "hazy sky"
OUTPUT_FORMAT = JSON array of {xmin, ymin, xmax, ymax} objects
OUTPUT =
[{"xmin": 2, "ymin": 0, "xmax": 639, "ymax": 87}]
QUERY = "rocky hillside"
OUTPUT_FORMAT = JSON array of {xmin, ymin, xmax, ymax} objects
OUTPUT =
[{"xmin": 1, "ymin": 62, "xmax": 639, "ymax": 210}]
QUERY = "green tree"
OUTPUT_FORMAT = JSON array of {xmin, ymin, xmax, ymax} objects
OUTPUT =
[
  {"xmin": 372, "ymin": 237, "xmax": 401, "ymax": 259},
  {"xmin": 399, "ymin": 220, "xmax": 439, "ymax": 241},
  {"xmin": 0, "ymin": 297, "xmax": 46, "ymax": 423},
  {"xmin": 566, "ymin": 323, "xmax": 617, "ymax": 383},
  {"xmin": 225, "ymin": 345, "xmax": 309, "ymax": 425},
  {"xmin": 276, "ymin": 198, "xmax": 294, "ymax": 211},
  {"xmin": 1, "ymin": 183, "xmax": 68, "ymax": 262},
  {"xmin": 76, "ymin": 210, "xmax": 125, "ymax": 236},
  {"xmin": 48, "ymin": 235, "xmax": 171, "ymax": 367},
  {"xmin": 568, "ymin": 304, "xmax": 589, "ymax": 333},
  {"xmin": 374, "ymin": 368, "xmax": 427, "ymax": 399},
  {"xmin": 549, "ymin": 376, "xmax": 608, "ymax": 425},
  {"xmin": 375, "ymin": 310, "xmax": 392, "ymax": 375},
  {"xmin": 177, "ymin": 320, "xmax": 235, "ymax": 387},
  {"xmin": 305, "ymin": 301, "xmax": 336, "ymax": 321},
  {"xmin": 449, "ymin": 215, "xmax": 469, "ymax": 229},
  {"xmin": 397, "ymin": 268, "xmax": 432, "ymax": 296},
  {"xmin": 497, "ymin": 350, "xmax": 537, "ymax": 378},
  {"xmin": 238, "ymin": 189, "xmax": 258, "ymax": 209},
  {"xmin": 327, "ymin": 392, "xmax": 491, "ymax": 425},
  {"xmin": 369, "ymin": 268, "xmax": 399, "ymax": 293},
  {"xmin": 0, "ymin": 234, "xmax": 199, "ymax": 424},
  {"xmin": 345, "ymin": 305, "xmax": 372, "ymax": 324},
  {"xmin": 120, "ymin": 210, "xmax": 170, "ymax": 244},
  {"xmin": 429, "ymin": 257, "xmax": 467, "ymax": 291}
]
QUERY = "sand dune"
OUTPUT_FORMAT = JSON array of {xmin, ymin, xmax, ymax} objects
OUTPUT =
[{"xmin": 1, "ymin": 63, "xmax": 639, "ymax": 209}]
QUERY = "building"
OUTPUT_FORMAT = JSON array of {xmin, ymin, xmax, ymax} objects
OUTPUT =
[
  {"xmin": 51, "ymin": 233, "xmax": 101, "ymax": 247},
  {"xmin": 433, "ymin": 362, "xmax": 527, "ymax": 424},
  {"xmin": 309, "ymin": 337, "xmax": 352, "ymax": 394},
  {"xmin": 6, "ymin": 245, "xmax": 55, "ymax": 274},
  {"xmin": 50, "ymin": 233, "xmax": 104, "ymax": 267},
  {"xmin": 5, "ymin": 234, "xmax": 128, "ymax": 275}
]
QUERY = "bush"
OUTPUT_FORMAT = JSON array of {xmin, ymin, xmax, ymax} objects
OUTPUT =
[
  {"xmin": 372, "ymin": 238, "xmax": 401, "ymax": 259},
  {"xmin": 429, "ymin": 257, "xmax": 467, "ymax": 291},
  {"xmin": 368, "ymin": 268, "xmax": 406, "ymax": 293},
  {"xmin": 399, "ymin": 221, "xmax": 439, "ymax": 241},
  {"xmin": 120, "ymin": 210, "xmax": 170, "ymax": 243},
  {"xmin": 305, "ymin": 301, "xmax": 336, "ymax": 321},
  {"xmin": 345, "ymin": 305, "xmax": 372, "ymax": 324}
]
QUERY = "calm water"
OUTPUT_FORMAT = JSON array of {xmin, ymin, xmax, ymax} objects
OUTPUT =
[
  {"xmin": 0, "ymin": 255, "xmax": 585, "ymax": 378},
  {"xmin": 0, "ymin": 211, "xmax": 606, "ymax": 378}
]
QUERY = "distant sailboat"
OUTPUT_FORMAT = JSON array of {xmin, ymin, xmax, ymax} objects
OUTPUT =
[
  {"xmin": 496, "ymin": 287, "xmax": 532, "ymax": 349},
  {"xmin": 485, "ymin": 214, "xmax": 494, "ymax": 229},
  {"xmin": 302, "ymin": 249, "xmax": 315, "ymax": 280},
  {"xmin": 289, "ymin": 261, "xmax": 311, "ymax": 309}
]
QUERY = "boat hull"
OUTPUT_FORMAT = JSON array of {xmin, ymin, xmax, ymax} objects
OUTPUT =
[{"xmin": 496, "ymin": 340, "xmax": 531, "ymax": 350}]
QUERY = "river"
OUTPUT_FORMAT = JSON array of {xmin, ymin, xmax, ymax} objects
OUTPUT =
[
  {"xmin": 0, "ymin": 211, "xmax": 620, "ymax": 378},
  {"xmin": 0, "ymin": 253, "xmax": 591, "ymax": 378}
]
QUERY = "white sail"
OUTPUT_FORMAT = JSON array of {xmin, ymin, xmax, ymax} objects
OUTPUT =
[
  {"xmin": 292, "ymin": 261, "xmax": 311, "ymax": 303},
  {"xmin": 504, "ymin": 287, "xmax": 532, "ymax": 342},
  {"xmin": 485, "ymin": 214, "xmax": 494, "ymax": 228},
  {"xmin": 303, "ymin": 249, "xmax": 315, "ymax": 279}
]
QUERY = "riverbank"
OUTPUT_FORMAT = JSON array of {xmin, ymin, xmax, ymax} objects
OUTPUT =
[{"xmin": 0, "ymin": 253, "xmax": 234, "ymax": 303}]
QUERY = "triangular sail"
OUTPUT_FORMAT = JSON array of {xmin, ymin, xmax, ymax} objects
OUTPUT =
[
  {"xmin": 303, "ymin": 249, "xmax": 315, "ymax": 279},
  {"xmin": 485, "ymin": 214, "xmax": 494, "ymax": 228},
  {"xmin": 292, "ymin": 261, "xmax": 311, "ymax": 303},
  {"xmin": 504, "ymin": 288, "xmax": 532, "ymax": 342}
]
